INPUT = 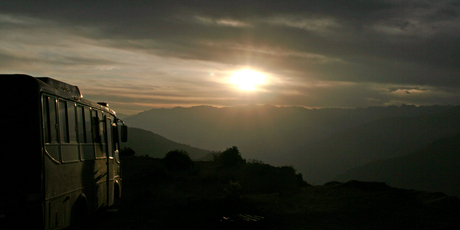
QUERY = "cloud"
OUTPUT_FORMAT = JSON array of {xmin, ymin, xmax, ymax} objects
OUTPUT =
[
  {"xmin": 262, "ymin": 15, "xmax": 342, "ymax": 35},
  {"xmin": 0, "ymin": 0, "xmax": 459, "ymax": 114},
  {"xmin": 191, "ymin": 16, "xmax": 252, "ymax": 28}
]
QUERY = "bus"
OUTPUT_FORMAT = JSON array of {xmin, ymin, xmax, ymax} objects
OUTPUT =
[{"xmin": 0, "ymin": 74, "xmax": 128, "ymax": 229}]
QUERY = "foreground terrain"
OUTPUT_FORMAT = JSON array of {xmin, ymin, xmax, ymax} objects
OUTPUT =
[{"xmin": 85, "ymin": 156, "xmax": 460, "ymax": 230}]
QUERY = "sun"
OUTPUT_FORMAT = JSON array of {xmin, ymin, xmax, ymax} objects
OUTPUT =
[{"xmin": 229, "ymin": 69, "xmax": 266, "ymax": 90}]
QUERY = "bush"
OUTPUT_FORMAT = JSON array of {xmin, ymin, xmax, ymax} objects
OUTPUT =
[
  {"xmin": 239, "ymin": 164, "xmax": 309, "ymax": 194},
  {"xmin": 211, "ymin": 151, "xmax": 221, "ymax": 161},
  {"xmin": 215, "ymin": 146, "xmax": 245, "ymax": 168},
  {"xmin": 120, "ymin": 147, "xmax": 136, "ymax": 156},
  {"xmin": 163, "ymin": 150, "xmax": 193, "ymax": 171}
]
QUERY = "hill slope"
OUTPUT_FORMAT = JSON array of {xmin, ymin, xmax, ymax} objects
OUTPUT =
[
  {"xmin": 283, "ymin": 106, "xmax": 460, "ymax": 185},
  {"xmin": 334, "ymin": 133, "xmax": 460, "ymax": 197},
  {"xmin": 123, "ymin": 127, "xmax": 210, "ymax": 159}
]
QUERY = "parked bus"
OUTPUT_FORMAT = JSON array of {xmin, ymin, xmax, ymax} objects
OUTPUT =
[{"xmin": 0, "ymin": 74, "xmax": 128, "ymax": 229}]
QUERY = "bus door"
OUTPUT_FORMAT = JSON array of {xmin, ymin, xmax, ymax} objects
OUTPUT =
[{"xmin": 105, "ymin": 117, "xmax": 115, "ymax": 207}]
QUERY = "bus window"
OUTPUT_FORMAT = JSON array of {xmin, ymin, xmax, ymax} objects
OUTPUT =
[
  {"xmin": 60, "ymin": 100, "xmax": 79, "ymax": 162},
  {"xmin": 99, "ymin": 113, "xmax": 106, "ymax": 143},
  {"xmin": 99, "ymin": 112, "xmax": 107, "ymax": 158},
  {"xmin": 43, "ymin": 95, "xmax": 59, "ymax": 161},
  {"xmin": 91, "ymin": 110, "xmax": 99, "ymax": 143},
  {"xmin": 85, "ymin": 108, "xmax": 92, "ymax": 143},
  {"xmin": 93, "ymin": 110, "xmax": 105, "ymax": 158},
  {"xmin": 77, "ymin": 105, "xmax": 85, "ymax": 142},
  {"xmin": 106, "ymin": 118, "xmax": 113, "ymax": 158},
  {"xmin": 43, "ymin": 96, "xmax": 50, "ymax": 143},
  {"xmin": 59, "ymin": 100, "xmax": 69, "ymax": 143},
  {"xmin": 48, "ymin": 97, "xmax": 59, "ymax": 144},
  {"xmin": 68, "ymin": 103, "xmax": 77, "ymax": 143},
  {"xmin": 80, "ymin": 106, "xmax": 94, "ymax": 160}
]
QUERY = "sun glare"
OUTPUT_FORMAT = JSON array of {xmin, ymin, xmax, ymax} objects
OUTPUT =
[{"xmin": 229, "ymin": 69, "xmax": 266, "ymax": 90}]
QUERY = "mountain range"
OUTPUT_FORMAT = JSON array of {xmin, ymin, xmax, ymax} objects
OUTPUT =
[
  {"xmin": 335, "ymin": 133, "xmax": 460, "ymax": 197},
  {"xmin": 284, "ymin": 105, "xmax": 460, "ymax": 185},
  {"xmin": 123, "ymin": 104, "xmax": 460, "ymax": 195}
]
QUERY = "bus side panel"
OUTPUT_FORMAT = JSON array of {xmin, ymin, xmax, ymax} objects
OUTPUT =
[
  {"xmin": 94, "ymin": 158, "xmax": 108, "ymax": 209},
  {"xmin": 44, "ymin": 159, "xmax": 80, "ymax": 229},
  {"xmin": 44, "ymin": 158, "xmax": 110, "ymax": 229}
]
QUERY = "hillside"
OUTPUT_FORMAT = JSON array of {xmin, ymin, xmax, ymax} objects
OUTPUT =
[
  {"xmin": 334, "ymin": 133, "xmax": 460, "ymax": 197},
  {"xmin": 123, "ymin": 127, "xmax": 210, "ymax": 159},
  {"xmin": 285, "ymin": 106, "xmax": 460, "ymax": 185},
  {"xmin": 84, "ymin": 156, "xmax": 460, "ymax": 230}
]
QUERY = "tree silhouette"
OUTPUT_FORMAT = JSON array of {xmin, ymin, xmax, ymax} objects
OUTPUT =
[
  {"xmin": 216, "ymin": 146, "xmax": 245, "ymax": 167},
  {"xmin": 163, "ymin": 149, "xmax": 193, "ymax": 171}
]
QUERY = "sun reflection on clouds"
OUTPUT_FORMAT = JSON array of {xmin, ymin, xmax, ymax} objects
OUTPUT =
[
  {"xmin": 229, "ymin": 69, "xmax": 266, "ymax": 91},
  {"xmin": 391, "ymin": 88, "xmax": 425, "ymax": 95}
]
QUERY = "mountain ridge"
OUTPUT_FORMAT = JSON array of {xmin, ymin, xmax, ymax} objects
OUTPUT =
[
  {"xmin": 334, "ymin": 132, "xmax": 460, "ymax": 197},
  {"xmin": 124, "ymin": 104, "xmax": 454, "ymax": 154},
  {"xmin": 285, "ymin": 105, "xmax": 460, "ymax": 184}
]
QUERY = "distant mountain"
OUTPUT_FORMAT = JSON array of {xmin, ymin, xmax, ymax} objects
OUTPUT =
[
  {"xmin": 123, "ymin": 104, "xmax": 460, "ymax": 187},
  {"xmin": 124, "ymin": 104, "xmax": 453, "ymax": 158},
  {"xmin": 116, "ymin": 113, "xmax": 131, "ymax": 120},
  {"xmin": 123, "ymin": 127, "xmax": 210, "ymax": 159},
  {"xmin": 333, "ymin": 133, "xmax": 460, "ymax": 197},
  {"xmin": 285, "ymin": 106, "xmax": 460, "ymax": 185}
]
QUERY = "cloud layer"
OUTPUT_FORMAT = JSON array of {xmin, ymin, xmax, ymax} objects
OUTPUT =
[{"xmin": 1, "ymin": 0, "xmax": 459, "ymax": 114}]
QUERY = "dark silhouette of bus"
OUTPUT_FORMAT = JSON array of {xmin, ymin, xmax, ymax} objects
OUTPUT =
[{"xmin": 0, "ymin": 74, "xmax": 127, "ymax": 229}]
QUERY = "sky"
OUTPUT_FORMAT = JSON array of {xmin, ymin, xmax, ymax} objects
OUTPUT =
[{"xmin": 1, "ymin": 0, "xmax": 459, "ymax": 115}]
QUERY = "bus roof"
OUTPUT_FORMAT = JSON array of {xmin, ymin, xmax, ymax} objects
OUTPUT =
[
  {"xmin": 37, "ymin": 77, "xmax": 82, "ymax": 100},
  {"xmin": 1, "ymin": 74, "xmax": 116, "ymax": 116}
]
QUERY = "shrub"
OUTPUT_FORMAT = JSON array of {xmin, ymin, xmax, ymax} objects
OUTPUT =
[
  {"xmin": 216, "ymin": 146, "xmax": 245, "ymax": 168},
  {"xmin": 239, "ymin": 164, "xmax": 309, "ymax": 194},
  {"xmin": 120, "ymin": 147, "xmax": 136, "ymax": 156},
  {"xmin": 211, "ymin": 151, "xmax": 221, "ymax": 161},
  {"xmin": 162, "ymin": 149, "xmax": 193, "ymax": 171},
  {"xmin": 247, "ymin": 158, "xmax": 264, "ymax": 164},
  {"xmin": 224, "ymin": 181, "xmax": 242, "ymax": 200}
]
